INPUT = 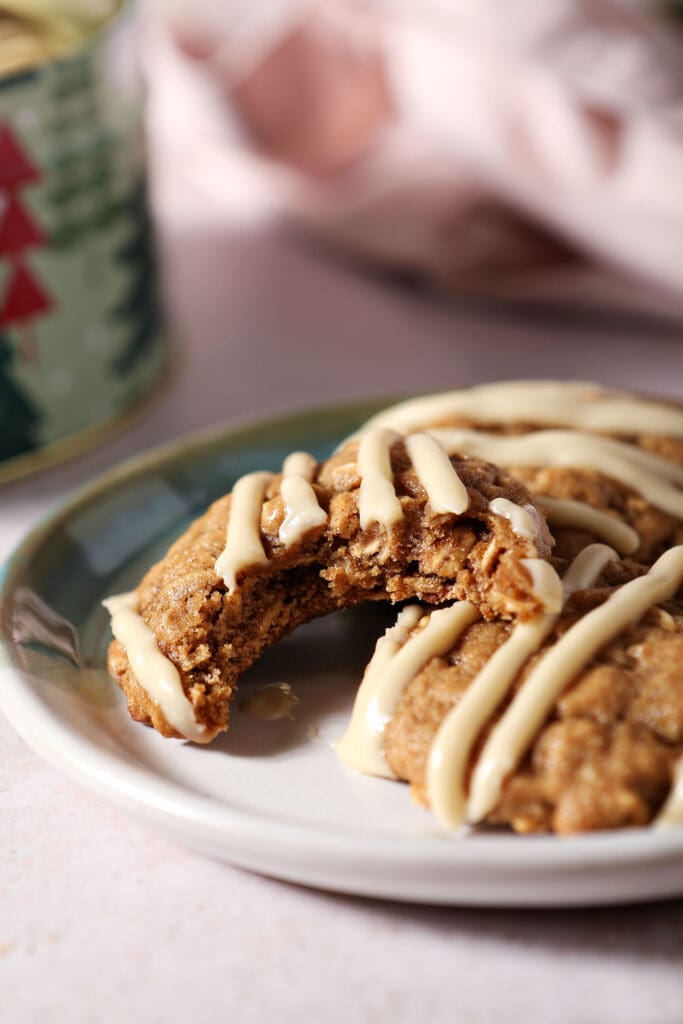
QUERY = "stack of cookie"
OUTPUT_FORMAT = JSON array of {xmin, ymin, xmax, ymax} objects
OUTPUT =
[{"xmin": 105, "ymin": 382, "xmax": 683, "ymax": 836}]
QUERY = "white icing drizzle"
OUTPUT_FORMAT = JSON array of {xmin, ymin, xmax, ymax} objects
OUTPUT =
[
  {"xmin": 357, "ymin": 428, "xmax": 403, "ymax": 531},
  {"xmin": 215, "ymin": 471, "xmax": 273, "ymax": 592},
  {"xmin": 282, "ymin": 451, "xmax": 316, "ymax": 479},
  {"xmin": 427, "ymin": 544, "xmax": 617, "ymax": 830},
  {"xmin": 538, "ymin": 496, "xmax": 640, "ymax": 555},
  {"xmin": 278, "ymin": 451, "xmax": 327, "ymax": 547},
  {"xmin": 488, "ymin": 498, "xmax": 540, "ymax": 541},
  {"xmin": 656, "ymin": 759, "xmax": 683, "ymax": 827},
  {"xmin": 357, "ymin": 382, "xmax": 683, "ymax": 439},
  {"xmin": 467, "ymin": 545, "xmax": 683, "ymax": 824},
  {"xmin": 103, "ymin": 592, "xmax": 209, "ymax": 743},
  {"xmin": 428, "ymin": 428, "xmax": 683, "ymax": 519},
  {"xmin": 520, "ymin": 559, "xmax": 563, "ymax": 614},
  {"xmin": 405, "ymin": 433, "xmax": 469, "ymax": 515},
  {"xmin": 335, "ymin": 603, "xmax": 479, "ymax": 778}
]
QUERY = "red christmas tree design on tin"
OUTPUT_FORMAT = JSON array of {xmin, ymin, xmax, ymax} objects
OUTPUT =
[
  {"xmin": 0, "ymin": 124, "xmax": 39, "ymax": 188},
  {"xmin": 0, "ymin": 124, "xmax": 52, "ymax": 361},
  {"xmin": 0, "ymin": 194, "xmax": 45, "ymax": 254}
]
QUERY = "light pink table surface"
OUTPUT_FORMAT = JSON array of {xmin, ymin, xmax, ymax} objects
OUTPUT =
[{"xmin": 3, "ymin": 47, "xmax": 683, "ymax": 1024}]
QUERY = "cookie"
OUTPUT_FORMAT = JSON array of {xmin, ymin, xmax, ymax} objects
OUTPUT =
[
  {"xmin": 336, "ymin": 382, "xmax": 683, "ymax": 834},
  {"xmin": 337, "ymin": 543, "xmax": 683, "ymax": 834},
  {"xmin": 105, "ymin": 434, "xmax": 554, "ymax": 742}
]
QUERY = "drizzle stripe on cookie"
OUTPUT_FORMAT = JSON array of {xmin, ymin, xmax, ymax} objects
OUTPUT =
[
  {"xmin": 538, "ymin": 496, "xmax": 640, "ymax": 555},
  {"xmin": 427, "ymin": 544, "xmax": 616, "ymax": 830},
  {"xmin": 282, "ymin": 452, "xmax": 317, "ymax": 479},
  {"xmin": 357, "ymin": 428, "xmax": 404, "ymax": 531},
  {"xmin": 279, "ymin": 451, "xmax": 327, "ymax": 547},
  {"xmin": 103, "ymin": 592, "xmax": 209, "ymax": 742},
  {"xmin": 357, "ymin": 382, "xmax": 683, "ymax": 439},
  {"xmin": 428, "ymin": 428, "xmax": 683, "ymax": 519},
  {"xmin": 215, "ymin": 471, "xmax": 273, "ymax": 591},
  {"xmin": 405, "ymin": 433, "xmax": 469, "ymax": 515},
  {"xmin": 520, "ymin": 559, "xmax": 563, "ymax": 614},
  {"xmin": 488, "ymin": 498, "xmax": 540, "ymax": 540},
  {"xmin": 467, "ymin": 545, "xmax": 683, "ymax": 823},
  {"xmin": 335, "ymin": 603, "xmax": 479, "ymax": 778}
]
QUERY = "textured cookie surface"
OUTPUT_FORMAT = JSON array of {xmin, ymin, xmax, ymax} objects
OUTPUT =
[
  {"xmin": 384, "ymin": 564, "xmax": 683, "ymax": 834},
  {"xmin": 107, "ymin": 437, "xmax": 553, "ymax": 740},
  {"xmin": 330, "ymin": 386, "xmax": 682, "ymax": 834},
  {"xmin": 356, "ymin": 382, "xmax": 683, "ymax": 565}
]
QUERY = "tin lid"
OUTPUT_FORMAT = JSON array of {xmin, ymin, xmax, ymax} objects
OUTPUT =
[{"xmin": 0, "ymin": 1, "xmax": 119, "ymax": 76}]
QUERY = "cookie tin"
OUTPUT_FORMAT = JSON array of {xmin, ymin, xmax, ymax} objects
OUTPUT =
[{"xmin": 0, "ymin": 2, "xmax": 167, "ymax": 484}]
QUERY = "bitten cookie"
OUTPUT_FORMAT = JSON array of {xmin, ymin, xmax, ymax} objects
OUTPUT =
[{"xmin": 105, "ymin": 433, "xmax": 555, "ymax": 742}]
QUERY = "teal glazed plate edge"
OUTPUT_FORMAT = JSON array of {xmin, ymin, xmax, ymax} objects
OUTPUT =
[{"xmin": 2, "ymin": 400, "xmax": 683, "ymax": 908}]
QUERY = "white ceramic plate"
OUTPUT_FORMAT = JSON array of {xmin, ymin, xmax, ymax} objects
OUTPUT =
[{"xmin": 2, "ymin": 403, "xmax": 683, "ymax": 907}]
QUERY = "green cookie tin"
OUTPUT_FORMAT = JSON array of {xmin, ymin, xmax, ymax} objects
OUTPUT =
[{"xmin": 0, "ymin": 2, "xmax": 168, "ymax": 484}]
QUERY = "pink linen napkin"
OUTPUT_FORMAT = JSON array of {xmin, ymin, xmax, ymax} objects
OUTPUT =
[{"xmin": 149, "ymin": 0, "xmax": 683, "ymax": 318}]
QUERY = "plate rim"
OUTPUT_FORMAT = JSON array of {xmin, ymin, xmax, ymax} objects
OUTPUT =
[{"xmin": 2, "ymin": 401, "xmax": 683, "ymax": 906}]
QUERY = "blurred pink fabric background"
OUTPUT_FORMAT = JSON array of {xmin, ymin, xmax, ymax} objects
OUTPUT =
[{"xmin": 149, "ymin": 0, "xmax": 683, "ymax": 319}]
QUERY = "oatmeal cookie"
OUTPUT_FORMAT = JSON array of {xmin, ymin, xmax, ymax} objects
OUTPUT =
[
  {"xmin": 106, "ymin": 435, "xmax": 554, "ymax": 741},
  {"xmin": 339, "ymin": 545, "xmax": 683, "ymax": 834}
]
